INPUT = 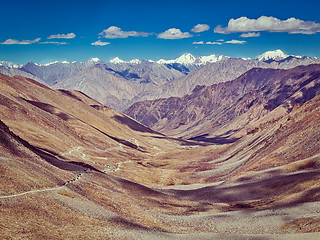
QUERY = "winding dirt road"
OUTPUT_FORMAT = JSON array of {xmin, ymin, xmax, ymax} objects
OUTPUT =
[{"xmin": 0, "ymin": 172, "xmax": 84, "ymax": 200}]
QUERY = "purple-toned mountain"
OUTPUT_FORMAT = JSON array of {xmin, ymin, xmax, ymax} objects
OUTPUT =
[{"xmin": 125, "ymin": 64, "xmax": 320, "ymax": 140}]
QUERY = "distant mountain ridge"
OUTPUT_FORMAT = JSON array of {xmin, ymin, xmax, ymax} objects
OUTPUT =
[
  {"xmin": 125, "ymin": 64, "xmax": 320, "ymax": 139},
  {"xmin": 1, "ymin": 50, "xmax": 320, "ymax": 111}
]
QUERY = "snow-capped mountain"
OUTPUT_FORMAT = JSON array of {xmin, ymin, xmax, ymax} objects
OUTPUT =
[
  {"xmin": 195, "ymin": 55, "xmax": 225, "ymax": 65},
  {"xmin": 109, "ymin": 57, "xmax": 154, "ymax": 65},
  {"xmin": 38, "ymin": 58, "xmax": 102, "ymax": 66},
  {"xmin": 89, "ymin": 58, "xmax": 101, "ymax": 63},
  {"xmin": 174, "ymin": 53, "xmax": 196, "ymax": 65},
  {"xmin": 257, "ymin": 49, "xmax": 289, "ymax": 62},
  {"xmin": 0, "ymin": 61, "xmax": 22, "ymax": 69},
  {"xmin": 109, "ymin": 57, "xmax": 125, "ymax": 64},
  {"xmin": 157, "ymin": 53, "xmax": 195, "ymax": 65},
  {"xmin": 127, "ymin": 59, "xmax": 142, "ymax": 65},
  {"xmin": 157, "ymin": 53, "xmax": 224, "ymax": 66}
]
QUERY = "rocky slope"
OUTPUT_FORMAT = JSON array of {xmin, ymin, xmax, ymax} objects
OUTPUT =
[
  {"xmin": 1, "ymin": 72, "xmax": 320, "ymax": 238},
  {"xmin": 125, "ymin": 64, "xmax": 320, "ymax": 139},
  {"xmin": 0, "ymin": 65, "xmax": 46, "ymax": 85},
  {"xmin": 52, "ymin": 66, "xmax": 140, "ymax": 110},
  {"xmin": 53, "ymin": 60, "xmax": 186, "ymax": 110}
]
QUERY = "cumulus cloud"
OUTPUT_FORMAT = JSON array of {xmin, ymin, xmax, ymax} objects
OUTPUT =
[
  {"xmin": 217, "ymin": 39, "xmax": 224, "ymax": 41},
  {"xmin": 240, "ymin": 32, "xmax": 260, "ymax": 38},
  {"xmin": 214, "ymin": 16, "xmax": 320, "ymax": 35},
  {"xmin": 91, "ymin": 40, "xmax": 110, "ymax": 46},
  {"xmin": 99, "ymin": 26, "xmax": 151, "ymax": 39},
  {"xmin": 1, "ymin": 38, "xmax": 41, "ymax": 45},
  {"xmin": 40, "ymin": 41, "xmax": 67, "ymax": 45},
  {"xmin": 206, "ymin": 41, "xmax": 222, "ymax": 45},
  {"xmin": 191, "ymin": 24, "xmax": 210, "ymax": 33},
  {"xmin": 157, "ymin": 28, "xmax": 193, "ymax": 39},
  {"xmin": 193, "ymin": 41, "xmax": 204, "ymax": 44},
  {"xmin": 48, "ymin": 33, "xmax": 76, "ymax": 39},
  {"xmin": 225, "ymin": 39, "xmax": 246, "ymax": 44}
]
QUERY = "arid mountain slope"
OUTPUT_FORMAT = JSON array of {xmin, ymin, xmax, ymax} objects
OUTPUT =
[
  {"xmin": 53, "ymin": 63, "xmax": 185, "ymax": 111},
  {"xmin": 52, "ymin": 66, "xmax": 141, "ymax": 110},
  {"xmin": 1, "ymin": 72, "xmax": 320, "ymax": 239},
  {"xmin": 125, "ymin": 64, "xmax": 320, "ymax": 139},
  {"xmin": 0, "ymin": 73, "xmax": 181, "ymax": 161}
]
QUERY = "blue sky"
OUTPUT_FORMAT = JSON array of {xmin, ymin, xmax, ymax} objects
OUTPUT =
[{"xmin": 1, "ymin": 0, "xmax": 320, "ymax": 64}]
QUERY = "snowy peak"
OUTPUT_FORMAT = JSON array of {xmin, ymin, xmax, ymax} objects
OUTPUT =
[
  {"xmin": 34, "ymin": 59, "xmax": 102, "ymax": 67},
  {"xmin": 26, "ymin": 61, "xmax": 71, "ymax": 67},
  {"xmin": 128, "ymin": 59, "xmax": 142, "ymax": 65},
  {"xmin": 156, "ymin": 59, "xmax": 170, "ymax": 64},
  {"xmin": 195, "ymin": 54, "xmax": 223, "ymax": 64},
  {"xmin": 0, "ymin": 61, "xmax": 22, "ymax": 69},
  {"xmin": 82, "ymin": 58, "xmax": 103, "ymax": 65},
  {"xmin": 157, "ymin": 53, "xmax": 224, "ymax": 66},
  {"xmin": 258, "ymin": 49, "xmax": 289, "ymax": 62},
  {"xmin": 156, "ymin": 53, "xmax": 196, "ymax": 65},
  {"xmin": 175, "ymin": 53, "xmax": 196, "ymax": 65},
  {"xmin": 109, "ymin": 58, "xmax": 145, "ymax": 65},
  {"xmin": 89, "ymin": 58, "xmax": 101, "ymax": 63},
  {"xmin": 109, "ymin": 57, "xmax": 125, "ymax": 64}
]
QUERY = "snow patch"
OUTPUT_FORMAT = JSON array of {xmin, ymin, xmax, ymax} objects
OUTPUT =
[{"xmin": 90, "ymin": 58, "xmax": 101, "ymax": 62}]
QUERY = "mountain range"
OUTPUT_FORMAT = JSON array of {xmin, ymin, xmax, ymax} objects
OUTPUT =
[
  {"xmin": 125, "ymin": 64, "xmax": 320, "ymax": 139},
  {"xmin": 1, "ymin": 62, "xmax": 320, "ymax": 238},
  {"xmin": 1, "ymin": 50, "xmax": 320, "ymax": 111}
]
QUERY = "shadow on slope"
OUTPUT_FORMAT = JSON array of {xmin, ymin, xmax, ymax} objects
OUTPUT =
[
  {"xmin": 162, "ymin": 169, "xmax": 320, "ymax": 211},
  {"xmin": 151, "ymin": 135, "xmax": 210, "ymax": 146},
  {"xmin": 113, "ymin": 115, "xmax": 161, "ymax": 134},
  {"xmin": 22, "ymin": 98, "xmax": 147, "ymax": 153},
  {"xmin": 23, "ymin": 99, "xmax": 71, "ymax": 121},
  {"xmin": 188, "ymin": 133, "xmax": 240, "ymax": 144}
]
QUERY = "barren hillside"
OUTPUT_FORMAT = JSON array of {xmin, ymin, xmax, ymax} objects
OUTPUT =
[{"xmin": 1, "ymin": 72, "xmax": 320, "ymax": 239}]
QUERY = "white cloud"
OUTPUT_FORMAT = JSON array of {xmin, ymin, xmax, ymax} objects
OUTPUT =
[
  {"xmin": 1, "ymin": 38, "xmax": 41, "ymax": 45},
  {"xmin": 206, "ymin": 41, "xmax": 222, "ymax": 45},
  {"xmin": 191, "ymin": 24, "xmax": 210, "ymax": 33},
  {"xmin": 193, "ymin": 41, "xmax": 204, "ymax": 45},
  {"xmin": 40, "ymin": 41, "xmax": 67, "ymax": 45},
  {"xmin": 214, "ymin": 16, "xmax": 320, "ymax": 35},
  {"xmin": 99, "ymin": 26, "xmax": 151, "ymax": 39},
  {"xmin": 91, "ymin": 40, "xmax": 110, "ymax": 46},
  {"xmin": 157, "ymin": 28, "xmax": 193, "ymax": 39},
  {"xmin": 240, "ymin": 32, "xmax": 260, "ymax": 38},
  {"xmin": 48, "ymin": 33, "xmax": 76, "ymax": 39},
  {"xmin": 217, "ymin": 39, "xmax": 224, "ymax": 41},
  {"xmin": 225, "ymin": 39, "xmax": 246, "ymax": 44}
]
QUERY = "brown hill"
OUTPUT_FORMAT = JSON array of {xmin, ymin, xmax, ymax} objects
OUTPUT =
[{"xmin": 1, "ymin": 72, "xmax": 320, "ymax": 239}]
